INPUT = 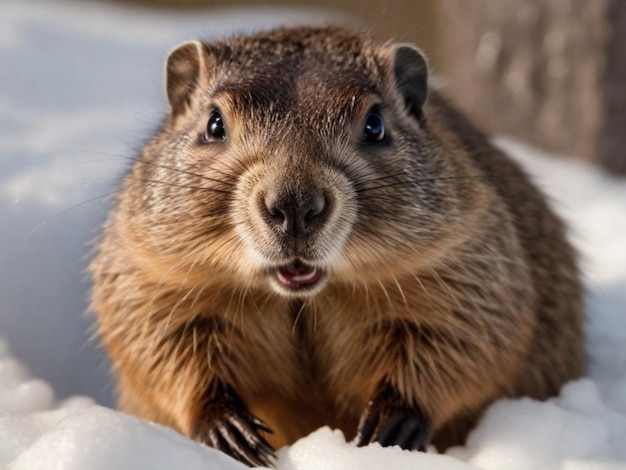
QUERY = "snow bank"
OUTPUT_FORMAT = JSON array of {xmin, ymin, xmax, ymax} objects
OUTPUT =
[
  {"xmin": 5, "ymin": 406, "xmax": 248, "ymax": 470},
  {"xmin": 449, "ymin": 380, "xmax": 626, "ymax": 469},
  {"xmin": 3, "ymin": 341, "xmax": 626, "ymax": 469},
  {"xmin": 1, "ymin": 1, "xmax": 626, "ymax": 469}
]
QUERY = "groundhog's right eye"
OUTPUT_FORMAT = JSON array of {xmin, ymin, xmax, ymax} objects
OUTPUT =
[{"xmin": 202, "ymin": 111, "xmax": 226, "ymax": 143}]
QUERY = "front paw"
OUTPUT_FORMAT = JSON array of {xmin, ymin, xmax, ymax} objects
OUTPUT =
[
  {"xmin": 193, "ymin": 386, "xmax": 276, "ymax": 467},
  {"xmin": 356, "ymin": 385, "xmax": 432, "ymax": 451}
]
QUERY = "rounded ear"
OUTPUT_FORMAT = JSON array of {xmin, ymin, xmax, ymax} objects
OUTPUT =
[
  {"xmin": 165, "ymin": 40, "xmax": 209, "ymax": 116},
  {"xmin": 389, "ymin": 44, "xmax": 429, "ymax": 119}
]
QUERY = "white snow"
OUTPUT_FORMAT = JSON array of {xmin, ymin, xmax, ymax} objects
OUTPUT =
[{"xmin": 1, "ymin": 1, "xmax": 625, "ymax": 469}]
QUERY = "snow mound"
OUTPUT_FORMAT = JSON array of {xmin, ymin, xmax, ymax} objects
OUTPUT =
[
  {"xmin": 450, "ymin": 380, "xmax": 626, "ymax": 469},
  {"xmin": 2, "ymin": 352, "xmax": 626, "ymax": 469},
  {"xmin": 6, "ymin": 406, "xmax": 247, "ymax": 470},
  {"xmin": 277, "ymin": 427, "xmax": 475, "ymax": 470}
]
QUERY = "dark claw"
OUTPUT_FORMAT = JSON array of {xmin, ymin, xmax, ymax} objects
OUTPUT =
[
  {"xmin": 252, "ymin": 417, "xmax": 274, "ymax": 435},
  {"xmin": 193, "ymin": 385, "xmax": 276, "ymax": 467},
  {"xmin": 356, "ymin": 385, "xmax": 432, "ymax": 451},
  {"xmin": 355, "ymin": 402, "xmax": 379, "ymax": 446}
]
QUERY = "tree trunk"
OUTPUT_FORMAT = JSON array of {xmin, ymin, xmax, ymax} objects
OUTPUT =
[{"xmin": 436, "ymin": 0, "xmax": 626, "ymax": 174}]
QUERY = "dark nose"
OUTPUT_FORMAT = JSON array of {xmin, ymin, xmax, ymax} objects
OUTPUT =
[{"xmin": 262, "ymin": 187, "xmax": 329, "ymax": 238}]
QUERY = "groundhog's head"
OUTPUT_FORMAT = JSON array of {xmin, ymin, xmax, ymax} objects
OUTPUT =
[{"xmin": 129, "ymin": 27, "xmax": 482, "ymax": 297}]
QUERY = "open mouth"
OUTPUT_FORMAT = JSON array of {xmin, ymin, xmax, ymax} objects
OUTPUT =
[{"xmin": 274, "ymin": 259, "xmax": 325, "ymax": 292}]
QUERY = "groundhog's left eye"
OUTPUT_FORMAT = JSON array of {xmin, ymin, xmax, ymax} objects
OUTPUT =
[{"xmin": 363, "ymin": 111, "xmax": 386, "ymax": 144}]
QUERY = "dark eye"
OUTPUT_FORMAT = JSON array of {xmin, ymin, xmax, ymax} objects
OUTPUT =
[
  {"xmin": 202, "ymin": 110, "xmax": 226, "ymax": 143},
  {"xmin": 363, "ymin": 110, "xmax": 386, "ymax": 144}
]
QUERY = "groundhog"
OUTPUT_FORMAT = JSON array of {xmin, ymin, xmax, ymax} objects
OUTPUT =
[{"xmin": 90, "ymin": 26, "xmax": 585, "ymax": 467}]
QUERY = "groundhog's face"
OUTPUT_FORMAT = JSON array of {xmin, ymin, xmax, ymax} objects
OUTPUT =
[{"xmin": 133, "ymin": 28, "xmax": 476, "ymax": 297}]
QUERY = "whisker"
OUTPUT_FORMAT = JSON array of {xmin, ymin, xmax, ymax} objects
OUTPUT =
[
  {"xmin": 207, "ymin": 155, "xmax": 247, "ymax": 182},
  {"xmin": 65, "ymin": 150, "xmax": 238, "ymax": 188},
  {"xmin": 21, "ymin": 157, "xmax": 129, "ymax": 180},
  {"xmin": 21, "ymin": 190, "xmax": 117, "ymax": 239},
  {"xmin": 132, "ymin": 157, "xmax": 238, "ymax": 188},
  {"xmin": 355, "ymin": 175, "xmax": 488, "ymax": 194},
  {"xmin": 352, "ymin": 170, "xmax": 411, "ymax": 190},
  {"xmin": 135, "ymin": 178, "xmax": 231, "ymax": 194}
]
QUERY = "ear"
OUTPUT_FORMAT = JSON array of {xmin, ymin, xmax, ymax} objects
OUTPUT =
[
  {"xmin": 165, "ymin": 40, "xmax": 209, "ymax": 116},
  {"xmin": 388, "ymin": 44, "xmax": 429, "ymax": 119}
]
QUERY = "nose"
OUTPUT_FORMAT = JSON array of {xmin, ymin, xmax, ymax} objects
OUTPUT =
[{"xmin": 262, "ymin": 187, "xmax": 329, "ymax": 238}]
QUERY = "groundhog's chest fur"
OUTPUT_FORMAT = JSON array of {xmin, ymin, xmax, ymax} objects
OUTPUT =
[{"xmin": 91, "ymin": 26, "xmax": 584, "ymax": 467}]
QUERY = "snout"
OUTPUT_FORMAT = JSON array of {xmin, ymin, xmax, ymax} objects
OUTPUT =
[
  {"xmin": 260, "ymin": 185, "xmax": 333, "ymax": 241},
  {"xmin": 232, "ymin": 160, "xmax": 358, "ymax": 295}
]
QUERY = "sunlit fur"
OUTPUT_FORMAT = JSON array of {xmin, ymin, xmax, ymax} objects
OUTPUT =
[{"xmin": 91, "ymin": 26, "xmax": 585, "ymax": 451}]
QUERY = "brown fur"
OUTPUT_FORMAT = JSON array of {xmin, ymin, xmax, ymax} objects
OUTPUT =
[{"xmin": 91, "ymin": 26, "xmax": 585, "ymax": 456}]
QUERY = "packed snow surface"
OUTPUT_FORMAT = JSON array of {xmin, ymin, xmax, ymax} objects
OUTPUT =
[{"xmin": 1, "ymin": 1, "xmax": 625, "ymax": 469}]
